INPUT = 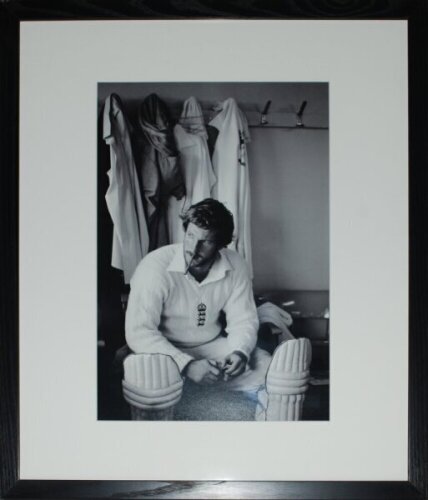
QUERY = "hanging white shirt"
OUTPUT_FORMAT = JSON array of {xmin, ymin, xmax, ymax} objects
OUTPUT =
[
  {"xmin": 167, "ymin": 97, "xmax": 216, "ymax": 243},
  {"xmin": 209, "ymin": 98, "xmax": 253, "ymax": 276},
  {"xmin": 103, "ymin": 94, "xmax": 149, "ymax": 283},
  {"xmin": 125, "ymin": 243, "xmax": 259, "ymax": 373}
]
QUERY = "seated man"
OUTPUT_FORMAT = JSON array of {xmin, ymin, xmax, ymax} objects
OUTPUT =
[{"xmin": 124, "ymin": 198, "xmax": 310, "ymax": 420}]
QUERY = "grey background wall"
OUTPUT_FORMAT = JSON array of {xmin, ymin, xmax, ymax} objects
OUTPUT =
[{"xmin": 98, "ymin": 82, "xmax": 329, "ymax": 292}]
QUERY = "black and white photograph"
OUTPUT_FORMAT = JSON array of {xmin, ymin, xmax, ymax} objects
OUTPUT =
[{"xmin": 97, "ymin": 82, "xmax": 329, "ymax": 421}]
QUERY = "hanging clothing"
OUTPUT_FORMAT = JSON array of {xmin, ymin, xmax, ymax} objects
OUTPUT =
[
  {"xmin": 98, "ymin": 107, "xmax": 127, "ymax": 348},
  {"xmin": 103, "ymin": 93, "xmax": 149, "ymax": 284},
  {"xmin": 178, "ymin": 95, "xmax": 207, "ymax": 135},
  {"xmin": 209, "ymin": 98, "xmax": 253, "ymax": 276},
  {"xmin": 137, "ymin": 93, "xmax": 185, "ymax": 250},
  {"xmin": 168, "ymin": 97, "xmax": 216, "ymax": 243}
]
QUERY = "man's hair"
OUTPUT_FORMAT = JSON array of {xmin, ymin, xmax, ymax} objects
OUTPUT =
[{"xmin": 181, "ymin": 198, "xmax": 234, "ymax": 247}]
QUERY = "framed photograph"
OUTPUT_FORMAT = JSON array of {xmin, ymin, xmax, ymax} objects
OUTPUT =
[{"xmin": 1, "ymin": 1, "xmax": 427, "ymax": 499}]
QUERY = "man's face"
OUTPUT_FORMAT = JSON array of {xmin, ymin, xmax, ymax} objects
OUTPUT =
[{"xmin": 183, "ymin": 222, "xmax": 221, "ymax": 270}]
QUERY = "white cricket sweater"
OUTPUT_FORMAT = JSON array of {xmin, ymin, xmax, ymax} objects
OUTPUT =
[{"xmin": 125, "ymin": 244, "xmax": 258, "ymax": 372}]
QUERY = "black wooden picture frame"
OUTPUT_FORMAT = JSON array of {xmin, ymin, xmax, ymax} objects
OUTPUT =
[{"xmin": 1, "ymin": 1, "xmax": 427, "ymax": 499}]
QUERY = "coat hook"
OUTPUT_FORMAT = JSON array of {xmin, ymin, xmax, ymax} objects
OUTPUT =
[
  {"xmin": 296, "ymin": 100, "xmax": 307, "ymax": 127},
  {"xmin": 260, "ymin": 100, "xmax": 272, "ymax": 125}
]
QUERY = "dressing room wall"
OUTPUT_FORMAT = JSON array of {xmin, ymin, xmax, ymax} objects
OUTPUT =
[{"xmin": 98, "ymin": 82, "xmax": 329, "ymax": 292}]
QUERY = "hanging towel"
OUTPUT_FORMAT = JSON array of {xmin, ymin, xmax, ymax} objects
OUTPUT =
[
  {"xmin": 209, "ymin": 98, "xmax": 253, "ymax": 276},
  {"xmin": 103, "ymin": 93, "xmax": 149, "ymax": 284},
  {"xmin": 137, "ymin": 93, "xmax": 185, "ymax": 250},
  {"xmin": 168, "ymin": 97, "xmax": 216, "ymax": 243}
]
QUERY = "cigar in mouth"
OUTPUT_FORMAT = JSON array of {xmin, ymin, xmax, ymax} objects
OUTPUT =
[
  {"xmin": 184, "ymin": 255, "xmax": 195, "ymax": 275},
  {"xmin": 184, "ymin": 240, "xmax": 203, "ymax": 274}
]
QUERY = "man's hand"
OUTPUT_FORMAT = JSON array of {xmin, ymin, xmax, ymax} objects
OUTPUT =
[
  {"xmin": 184, "ymin": 359, "xmax": 221, "ymax": 385},
  {"xmin": 221, "ymin": 351, "xmax": 247, "ymax": 381}
]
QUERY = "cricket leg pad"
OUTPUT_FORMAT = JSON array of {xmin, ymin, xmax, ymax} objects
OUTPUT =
[
  {"xmin": 265, "ymin": 338, "xmax": 312, "ymax": 421},
  {"xmin": 122, "ymin": 353, "xmax": 183, "ymax": 420}
]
